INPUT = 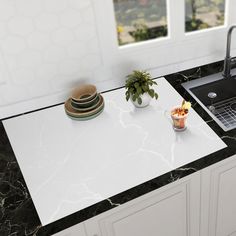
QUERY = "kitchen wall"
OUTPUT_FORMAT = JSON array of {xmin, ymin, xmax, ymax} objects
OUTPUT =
[
  {"xmin": 0, "ymin": 0, "xmax": 105, "ymax": 108},
  {"xmin": 0, "ymin": 0, "xmax": 235, "ymax": 118}
]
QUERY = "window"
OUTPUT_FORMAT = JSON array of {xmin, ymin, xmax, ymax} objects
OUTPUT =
[
  {"xmin": 113, "ymin": 0, "xmax": 168, "ymax": 46},
  {"xmin": 185, "ymin": 0, "xmax": 226, "ymax": 32},
  {"xmin": 93, "ymin": 0, "xmax": 235, "ymax": 85}
]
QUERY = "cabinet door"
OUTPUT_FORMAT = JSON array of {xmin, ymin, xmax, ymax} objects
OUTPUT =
[
  {"xmin": 201, "ymin": 154, "xmax": 236, "ymax": 236},
  {"xmin": 52, "ymin": 222, "xmax": 87, "ymax": 236},
  {"xmin": 85, "ymin": 172, "xmax": 200, "ymax": 236}
]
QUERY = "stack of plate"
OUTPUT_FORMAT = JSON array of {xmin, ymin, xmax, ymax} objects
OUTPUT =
[{"xmin": 64, "ymin": 84, "xmax": 105, "ymax": 121}]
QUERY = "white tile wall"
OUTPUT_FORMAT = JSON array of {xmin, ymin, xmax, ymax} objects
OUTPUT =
[{"xmin": 0, "ymin": 0, "xmax": 103, "ymax": 107}]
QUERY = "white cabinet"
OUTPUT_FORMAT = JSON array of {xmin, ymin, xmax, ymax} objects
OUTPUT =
[
  {"xmin": 85, "ymin": 172, "xmax": 201, "ymax": 236},
  {"xmin": 201, "ymin": 154, "xmax": 236, "ymax": 236},
  {"xmin": 52, "ymin": 222, "xmax": 87, "ymax": 236},
  {"xmin": 52, "ymin": 154, "xmax": 236, "ymax": 236}
]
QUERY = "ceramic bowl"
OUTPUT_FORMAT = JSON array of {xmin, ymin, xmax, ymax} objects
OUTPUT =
[
  {"xmin": 71, "ymin": 93, "xmax": 99, "ymax": 109},
  {"xmin": 66, "ymin": 106, "xmax": 104, "ymax": 121},
  {"xmin": 65, "ymin": 94, "xmax": 104, "ymax": 119},
  {"xmin": 71, "ymin": 84, "xmax": 97, "ymax": 103},
  {"xmin": 71, "ymin": 95, "xmax": 101, "ymax": 112}
]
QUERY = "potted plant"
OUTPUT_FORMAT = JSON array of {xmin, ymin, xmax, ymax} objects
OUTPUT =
[{"xmin": 125, "ymin": 70, "xmax": 158, "ymax": 108}]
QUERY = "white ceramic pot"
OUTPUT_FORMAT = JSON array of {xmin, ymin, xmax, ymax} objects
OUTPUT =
[{"xmin": 131, "ymin": 93, "xmax": 151, "ymax": 108}]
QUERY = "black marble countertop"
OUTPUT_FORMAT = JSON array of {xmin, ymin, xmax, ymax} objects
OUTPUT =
[{"xmin": 0, "ymin": 61, "xmax": 235, "ymax": 236}]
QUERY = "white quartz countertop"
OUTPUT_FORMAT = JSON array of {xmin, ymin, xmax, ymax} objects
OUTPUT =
[{"xmin": 3, "ymin": 77, "xmax": 226, "ymax": 226}]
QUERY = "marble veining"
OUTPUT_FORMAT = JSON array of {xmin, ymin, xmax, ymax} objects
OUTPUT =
[
  {"xmin": 0, "ymin": 61, "xmax": 235, "ymax": 236},
  {"xmin": 0, "ymin": 122, "xmax": 42, "ymax": 236},
  {"xmin": 3, "ymin": 78, "xmax": 226, "ymax": 226}
]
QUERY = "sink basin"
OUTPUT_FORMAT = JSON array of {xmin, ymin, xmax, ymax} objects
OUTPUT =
[
  {"xmin": 190, "ymin": 76, "xmax": 236, "ymax": 106},
  {"xmin": 182, "ymin": 71, "xmax": 236, "ymax": 131}
]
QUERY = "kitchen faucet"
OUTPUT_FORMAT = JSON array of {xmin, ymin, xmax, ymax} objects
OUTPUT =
[{"xmin": 222, "ymin": 25, "xmax": 236, "ymax": 79}]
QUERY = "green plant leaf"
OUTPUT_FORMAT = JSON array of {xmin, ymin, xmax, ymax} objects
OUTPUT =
[
  {"xmin": 132, "ymin": 94, "xmax": 136, "ymax": 101},
  {"xmin": 137, "ymin": 87, "xmax": 142, "ymax": 95},
  {"xmin": 126, "ymin": 93, "xmax": 130, "ymax": 101},
  {"xmin": 142, "ymin": 85, "xmax": 148, "ymax": 92},
  {"xmin": 130, "ymin": 88, "xmax": 134, "ymax": 93},
  {"xmin": 148, "ymin": 89, "xmax": 154, "ymax": 98},
  {"xmin": 135, "ymin": 91, "xmax": 140, "ymax": 98},
  {"xmin": 154, "ymin": 93, "xmax": 158, "ymax": 99},
  {"xmin": 138, "ymin": 97, "xmax": 142, "ymax": 105},
  {"xmin": 153, "ymin": 81, "xmax": 157, "ymax": 85},
  {"xmin": 134, "ymin": 82, "xmax": 139, "ymax": 89}
]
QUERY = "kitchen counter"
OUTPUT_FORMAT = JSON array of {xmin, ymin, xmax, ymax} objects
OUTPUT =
[{"xmin": 0, "ymin": 61, "xmax": 236, "ymax": 236}]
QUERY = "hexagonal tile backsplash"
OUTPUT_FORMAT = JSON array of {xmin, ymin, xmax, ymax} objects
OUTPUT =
[{"xmin": 0, "ymin": 0, "xmax": 103, "ymax": 106}]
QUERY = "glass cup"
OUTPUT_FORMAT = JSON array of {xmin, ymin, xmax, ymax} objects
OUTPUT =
[{"xmin": 171, "ymin": 106, "xmax": 189, "ymax": 131}]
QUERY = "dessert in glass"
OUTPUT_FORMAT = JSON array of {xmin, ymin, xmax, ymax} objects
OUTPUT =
[{"xmin": 171, "ymin": 100, "xmax": 191, "ymax": 131}]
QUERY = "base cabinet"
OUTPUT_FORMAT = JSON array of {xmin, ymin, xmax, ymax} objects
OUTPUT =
[
  {"xmin": 53, "ymin": 154, "xmax": 236, "ymax": 236},
  {"xmin": 201, "ymin": 154, "xmax": 236, "ymax": 236},
  {"xmin": 53, "ymin": 222, "xmax": 87, "ymax": 236},
  {"xmin": 85, "ymin": 172, "xmax": 200, "ymax": 236}
]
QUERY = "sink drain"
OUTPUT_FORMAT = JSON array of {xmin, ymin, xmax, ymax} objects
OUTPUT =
[{"xmin": 208, "ymin": 92, "xmax": 217, "ymax": 99}]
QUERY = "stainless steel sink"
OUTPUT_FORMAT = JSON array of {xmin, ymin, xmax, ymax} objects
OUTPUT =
[
  {"xmin": 182, "ymin": 69, "xmax": 236, "ymax": 131},
  {"xmin": 183, "ymin": 26, "xmax": 236, "ymax": 131},
  {"xmin": 183, "ymin": 25, "xmax": 236, "ymax": 131}
]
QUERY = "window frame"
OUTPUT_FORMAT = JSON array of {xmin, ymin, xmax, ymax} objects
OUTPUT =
[{"xmin": 92, "ymin": 0, "xmax": 236, "ymax": 79}]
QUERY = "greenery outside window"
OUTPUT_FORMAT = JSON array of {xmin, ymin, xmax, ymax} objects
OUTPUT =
[
  {"xmin": 113, "ymin": 0, "xmax": 168, "ymax": 46},
  {"xmin": 185, "ymin": 0, "xmax": 225, "ymax": 32}
]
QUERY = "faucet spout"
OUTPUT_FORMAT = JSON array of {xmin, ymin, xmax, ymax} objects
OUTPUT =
[{"xmin": 223, "ymin": 25, "xmax": 236, "ymax": 79}]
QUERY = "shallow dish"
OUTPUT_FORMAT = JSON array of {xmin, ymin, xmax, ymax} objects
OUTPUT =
[
  {"xmin": 66, "ymin": 106, "xmax": 104, "ymax": 121},
  {"xmin": 71, "ymin": 94, "xmax": 99, "ymax": 109},
  {"xmin": 71, "ymin": 95, "xmax": 101, "ymax": 112},
  {"xmin": 71, "ymin": 84, "xmax": 97, "ymax": 103},
  {"xmin": 65, "ymin": 95, "xmax": 104, "ymax": 118}
]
